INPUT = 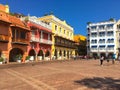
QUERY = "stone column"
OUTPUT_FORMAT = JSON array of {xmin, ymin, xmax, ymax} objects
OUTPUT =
[
  {"xmin": 61, "ymin": 50, "xmax": 64, "ymax": 60},
  {"xmin": 35, "ymin": 54, "xmax": 38, "ymax": 61},
  {"xmin": 65, "ymin": 50, "xmax": 67, "ymax": 59},
  {"xmin": 41, "ymin": 31, "xmax": 43, "ymax": 40},
  {"xmin": 98, "ymin": 53, "xmax": 100, "ymax": 58},
  {"xmin": 43, "ymin": 53, "xmax": 45, "ymax": 60},
  {"xmin": 68, "ymin": 51, "xmax": 70, "ymax": 60},
  {"xmin": 57, "ymin": 50, "xmax": 59, "ymax": 60},
  {"xmin": 23, "ymin": 52, "xmax": 27, "ymax": 63},
  {"xmin": 106, "ymin": 53, "xmax": 108, "ymax": 59}
]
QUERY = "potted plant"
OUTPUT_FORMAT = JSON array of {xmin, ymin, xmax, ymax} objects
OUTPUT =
[
  {"xmin": 16, "ymin": 54, "xmax": 22, "ymax": 63},
  {"xmin": 25, "ymin": 56, "xmax": 30, "ymax": 62},
  {"xmin": 0, "ymin": 57, "xmax": 4, "ymax": 64}
]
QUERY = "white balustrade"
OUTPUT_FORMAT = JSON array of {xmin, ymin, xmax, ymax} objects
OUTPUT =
[
  {"xmin": 31, "ymin": 36, "xmax": 39, "ymax": 42},
  {"xmin": 21, "ymin": 16, "xmax": 52, "ymax": 30},
  {"xmin": 40, "ymin": 38, "xmax": 52, "ymax": 45},
  {"xmin": 53, "ymin": 16, "xmax": 73, "ymax": 31},
  {"xmin": 29, "ymin": 16, "xmax": 52, "ymax": 30}
]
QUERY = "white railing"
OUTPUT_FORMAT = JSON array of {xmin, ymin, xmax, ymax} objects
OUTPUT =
[
  {"xmin": 89, "ymin": 21, "xmax": 116, "ymax": 26},
  {"xmin": 31, "ymin": 37, "xmax": 52, "ymax": 44},
  {"xmin": 21, "ymin": 16, "xmax": 52, "ymax": 30},
  {"xmin": 40, "ymin": 39, "xmax": 52, "ymax": 45},
  {"xmin": 29, "ymin": 16, "xmax": 52, "ymax": 30},
  {"xmin": 31, "ymin": 36, "xmax": 39, "ymax": 42}
]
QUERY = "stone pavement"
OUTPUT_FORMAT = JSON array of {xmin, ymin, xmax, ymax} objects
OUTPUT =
[{"xmin": 0, "ymin": 60, "xmax": 120, "ymax": 90}]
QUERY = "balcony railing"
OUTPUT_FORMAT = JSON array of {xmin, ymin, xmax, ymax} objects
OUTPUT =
[
  {"xmin": 22, "ymin": 16, "xmax": 52, "ymax": 30},
  {"xmin": 40, "ymin": 39, "xmax": 52, "ymax": 45},
  {"xmin": 31, "ymin": 36, "xmax": 39, "ymax": 42},
  {"xmin": 0, "ymin": 35, "xmax": 9, "ymax": 42},
  {"xmin": 31, "ymin": 36, "xmax": 52, "ymax": 45},
  {"xmin": 12, "ymin": 38, "xmax": 29, "ymax": 44},
  {"xmin": 55, "ymin": 42, "xmax": 76, "ymax": 49}
]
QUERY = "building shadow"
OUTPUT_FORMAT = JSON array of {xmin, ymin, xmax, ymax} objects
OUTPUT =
[{"xmin": 74, "ymin": 77, "xmax": 120, "ymax": 90}]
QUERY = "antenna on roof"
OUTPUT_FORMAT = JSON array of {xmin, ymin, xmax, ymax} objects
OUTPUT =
[{"xmin": 28, "ymin": 13, "xmax": 30, "ymax": 17}]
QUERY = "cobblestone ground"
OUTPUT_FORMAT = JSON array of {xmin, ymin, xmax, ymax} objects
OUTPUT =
[{"xmin": 0, "ymin": 60, "xmax": 120, "ymax": 90}]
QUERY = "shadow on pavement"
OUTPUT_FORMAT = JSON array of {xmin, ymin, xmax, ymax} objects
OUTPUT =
[{"xmin": 74, "ymin": 77, "xmax": 120, "ymax": 90}]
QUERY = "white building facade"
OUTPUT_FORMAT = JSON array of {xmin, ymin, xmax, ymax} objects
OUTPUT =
[{"xmin": 87, "ymin": 19, "xmax": 120, "ymax": 59}]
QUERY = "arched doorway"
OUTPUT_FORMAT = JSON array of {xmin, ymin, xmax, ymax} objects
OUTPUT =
[
  {"xmin": 54, "ymin": 49, "xmax": 57, "ymax": 59},
  {"xmin": 59, "ymin": 50, "xmax": 62, "ymax": 56},
  {"xmin": 9, "ymin": 48, "xmax": 23, "ymax": 62},
  {"xmin": 75, "ymin": 50, "xmax": 78, "ymax": 56},
  {"xmin": 45, "ymin": 50, "xmax": 50, "ymax": 57},
  {"xmin": 67, "ymin": 51, "xmax": 69, "ymax": 58},
  {"xmin": 59, "ymin": 50, "xmax": 62, "ymax": 59},
  {"xmin": 70, "ymin": 51, "xmax": 72, "ymax": 56},
  {"xmin": 45, "ymin": 50, "xmax": 50, "ymax": 60},
  {"xmin": 29, "ymin": 49, "xmax": 36, "ymax": 61},
  {"xmin": 64, "ymin": 50, "xmax": 66, "ymax": 57},
  {"xmin": 38, "ymin": 50, "xmax": 44, "ymax": 60}
]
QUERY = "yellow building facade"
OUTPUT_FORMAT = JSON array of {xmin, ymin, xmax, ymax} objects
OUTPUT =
[
  {"xmin": 0, "ymin": 4, "xmax": 9, "ymax": 13},
  {"xmin": 39, "ymin": 15, "xmax": 75, "ymax": 60},
  {"xmin": 74, "ymin": 35, "xmax": 86, "ymax": 42}
]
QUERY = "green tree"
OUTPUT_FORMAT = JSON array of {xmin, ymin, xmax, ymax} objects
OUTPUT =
[{"xmin": 109, "ymin": 18, "xmax": 115, "ymax": 22}]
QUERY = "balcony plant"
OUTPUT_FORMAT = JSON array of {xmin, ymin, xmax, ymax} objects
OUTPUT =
[
  {"xmin": 0, "ymin": 57, "xmax": 4, "ymax": 64},
  {"xmin": 16, "ymin": 54, "xmax": 22, "ymax": 63},
  {"xmin": 25, "ymin": 56, "xmax": 30, "ymax": 62}
]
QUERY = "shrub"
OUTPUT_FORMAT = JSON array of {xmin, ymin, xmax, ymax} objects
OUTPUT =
[
  {"xmin": 25, "ymin": 56, "xmax": 30, "ymax": 60},
  {"xmin": 16, "ymin": 54, "xmax": 22, "ymax": 60},
  {"xmin": 0, "ymin": 57, "xmax": 4, "ymax": 62}
]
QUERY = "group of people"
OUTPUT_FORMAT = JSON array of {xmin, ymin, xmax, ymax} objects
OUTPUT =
[{"xmin": 100, "ymin": 55, "xmax": 120, "ymax": 66}]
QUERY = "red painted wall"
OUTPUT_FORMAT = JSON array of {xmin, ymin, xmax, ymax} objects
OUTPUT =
[{"xmin": 27, "ymin": 21, "xmax": 52, "ymax": 55}]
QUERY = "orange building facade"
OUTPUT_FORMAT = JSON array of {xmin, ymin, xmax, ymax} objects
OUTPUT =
[{"xmin": 0, "ymin": 4, "xmax": 30, "ymax": 63}]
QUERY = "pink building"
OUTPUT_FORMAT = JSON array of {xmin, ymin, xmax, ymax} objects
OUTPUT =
[{"xmin": 22, "ymin": 16, "xmax": 52, "ymax": 61}]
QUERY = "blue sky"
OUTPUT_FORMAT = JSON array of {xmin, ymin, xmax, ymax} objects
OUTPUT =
[{"xmin": 0, "ymin": 0, "xmax": 120, "ymax": 36}]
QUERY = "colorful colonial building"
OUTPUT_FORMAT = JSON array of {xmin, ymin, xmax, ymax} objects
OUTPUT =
[
  {"xmin": 21, "ymin": 16, "xmax": 52, "ymax": 61},
  {"xmin": 0, "ymin": 4, "xmax": 30, "ymax": 63},
  {"xmin": 74, "ymin": 35, "xmax": 86, "ymax": 42},
  {"xmin": 39, "ymin": 15, "xmax": 75, "ymax": 60},
  {"xmin": 0, "ymin": 4, "xmax": 76, "ymax": 63},
  {"xmin": 74, "ymin": 35, "xmax": 87, "ymax": 55}
]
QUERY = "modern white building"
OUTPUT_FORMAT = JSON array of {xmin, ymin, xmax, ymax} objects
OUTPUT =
[{"xmin": 87, "ymin": 19, "xmax": 120, "ymax": 59}]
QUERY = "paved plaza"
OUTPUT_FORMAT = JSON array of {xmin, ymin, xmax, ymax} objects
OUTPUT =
[{"xmin": 0, "ymin": 60, "xmax": 120, "ymax": 90}]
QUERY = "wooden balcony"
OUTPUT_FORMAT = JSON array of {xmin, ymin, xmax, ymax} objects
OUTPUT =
[
  {"xmin": 12, "ymin": 38, "xmax": 29, "ymax": 45},
  {"xmin": 0, "ymin": 35, "xmax": 9, "ymax": 43},
  {"xmin": 55, "ymin": 42, "xmax": 76, "ymax": 49}
]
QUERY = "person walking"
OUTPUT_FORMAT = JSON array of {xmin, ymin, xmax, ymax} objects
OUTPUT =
[
  {"xmin": 112, "ymin": 54, "xmax": 115, "ymax": 64},
  {"xmin": 100, "ymin": 56, "xmax": 104, "ymax": 66}
]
